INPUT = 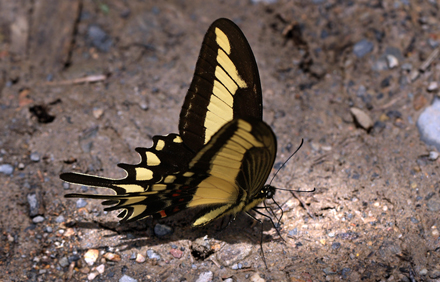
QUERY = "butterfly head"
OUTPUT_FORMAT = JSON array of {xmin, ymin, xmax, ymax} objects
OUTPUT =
[{"xmin": 262, "ymin": 184, "xmax": 276, "ymax": 199}]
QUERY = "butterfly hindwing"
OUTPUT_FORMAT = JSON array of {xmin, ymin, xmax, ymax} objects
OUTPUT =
[
  {"xmin": 179, "ymin": 18, "xmax": 263, "ymax": 152},
  {"xmin": 61, "ymin": 134, "xmax": 194, "ymax": 194},
  {"xmin": 66, "ymin": 118, "xmax": 276, "ymax": 225},
  {"xmin": 187, "ymin": 118, "xmax": 276, "ymax": 226}
]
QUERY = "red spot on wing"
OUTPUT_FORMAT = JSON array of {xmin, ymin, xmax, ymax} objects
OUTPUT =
[
  {"xmin": 173, "ymin": 206, "xmax": 179, "ymax": 212},
  {"xmin": 172, "ymin": 193, "xmax": 180, "ymax": 197},
  {"xmin": 159, "ymin": 210, "xmax": 167, "ymax": 218}
]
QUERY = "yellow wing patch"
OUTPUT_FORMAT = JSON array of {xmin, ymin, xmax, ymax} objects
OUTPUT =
[
  {"xmin": 156, "ymin": 139, "xmax": 165, "ymax": 150},
  {"xmin": 145, "ymin": 152, "xmax": 161, "ymax": 166},
  {"xmin": 187, "ymin": 175, "xmax": 238, "ymax": 207},
  {"xmin": 215, "ymin": 27, "xmax": 231, "ymax": 54},
  {"xmin": 135, "ymin": 167, "xmax": 153, "ymax": 181},
  {"xmin": 164, "ymin": 175, "xmax": 177, "ymax": 183},
  {"xmin": 115, "ymin": 184, "xmax": 144, "ymax": 193}
]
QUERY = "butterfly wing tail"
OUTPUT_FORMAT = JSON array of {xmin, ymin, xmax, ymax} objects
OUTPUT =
[{"xmin": 61, "ymin": 172, "xmax": 132, "ymax": 195}]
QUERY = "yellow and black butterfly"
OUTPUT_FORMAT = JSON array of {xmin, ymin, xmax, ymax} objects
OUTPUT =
[{"xmin": 61, "ymin": 18, "xmax": 277, "ymax": 229}]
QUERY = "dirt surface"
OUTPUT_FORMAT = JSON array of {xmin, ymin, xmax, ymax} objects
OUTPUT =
[{"xmin": 1, "ymin": 0, "xmax": 440, "ymax": 281}]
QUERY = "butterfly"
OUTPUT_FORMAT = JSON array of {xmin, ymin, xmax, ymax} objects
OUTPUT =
[{"xmin": 61, "ymin": 18, "xmax": 277, "ymax": 229}]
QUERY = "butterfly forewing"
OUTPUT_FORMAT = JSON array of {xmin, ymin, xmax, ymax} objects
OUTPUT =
[{"xmin": 179, "ymin": 18, "xmax": 263, "ymax": 152}]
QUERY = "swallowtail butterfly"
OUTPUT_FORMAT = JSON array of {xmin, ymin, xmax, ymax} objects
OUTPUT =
[{"xmin": 61, "ymin": 18, "xmax": 277, "ymax": 230}]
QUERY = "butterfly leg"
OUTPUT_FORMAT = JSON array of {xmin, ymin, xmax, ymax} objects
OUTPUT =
[
  {"xmin": 252, "ymin": 207, "xmax": 284, "ymax": 241},
  {"xmin": 245, "ymin": 210, "xmax": 268, "ymax": 269}
]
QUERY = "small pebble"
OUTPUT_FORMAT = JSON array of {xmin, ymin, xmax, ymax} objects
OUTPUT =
[
  {"xmin": 341, "ymin": 268, "xmax": 351, "ymax": 278},
  {"xmin": 331, "ymin": 242, "xmax": 341, "ymax": 249},
  {"xmin": 139, "ymin": 100, "xmax": 149, "ymax": 110},
  {"xmin": 0, "ymin": 164, "xmax": 14, "ymax": 175},
  {"xmin": 154, "ymin": 223, "xmax": 173, "ymax": 237},
  {"xmin": 323, "ymin": 267, "xmax": 337, "ymax": 275},
  {"xmin": 95, "ymin": 264, "xmax": 105, "ymax": 274},
  {"xmin": 30, "ymin": 152, "xmax": 40, "ymax": 162},
  {"xmin": 350, "ymin": 107, "xmax": 373, "ymax": 131},
  {"xmin": 353, "ymin": 39, "xmax": 374, "ymax": 58},
  {"xmin": 429, "ymin": 151, "xmax": 439, "ymax": 160},
  {"xmin": 103, "ymin": 252, "xmax": 121, "ymax": 262},
  {"xmin": 195, "ymin": 271, "xmax": 213, "ymax": 282},
  {"xmin": 417, "ymin": 97, "xmax": 440, "ymax": 151},
  {"xmin": 288, "ymin": 228, "xmax": 298, "ymax": 237},
  {"xmin": 427, "ymin": 82, "xmax": 439, "ymax": 92},
  {"xmin": 27, "ymin": 192, "xmax": 44, "ymax": 217},
  {"xmin": 64, "ymin": 228, "xmax": 75, "ymax": 237},
  {"xmin": 44, "ymin": 226, "xmax": 53, "ymax": 233},
  {"xmin": 135, "ymin": 253, "xmax": 146, "ymax": 263},
  {"xmin": 32, "ymin": 216, "xmax": 45, "ymax": 223},
  {"xmin": 55, "ymin": 215, "xmax": 65, "ymax": 223},
  {"xmin": 93, "ymin": 107, "xmax": 104, "ymax": 119},
  {"xmin": 428, "ymin": 38, "xmax": 440, "ymax": 48},
  {"xmin": 170, "ymin": 248, "xmax": 183, "ymax": 259},
  {"xmin": 59, "ymin": 257, "xmax": 69, "ymax": 267},
  {"xmin": 84, "ymin": 249, "xmax": 99, "ymax": 266},
  {"xmin": 120, "ymin": 274, "xmax": 138, "ymax": 282},
  {"xmin": 386, "ymin": 55, "xmax": 399, "ymax": 69},
  {"xmin": 88, "ymin": 25, "xmax": 113, "ymax": 52},
  {"xmin": 63, "ymin": 182, "xmax": 70, "ymax": 190},
  {"xmin": 88, "ymin": 272, "xmax": 99, "ymax": 281},
  {"xmin": 410, "ymin": 217, "xmax": 419, "ymax": 223},
  {"xmin": 427, "ymin": 200, "xmax": 440, "ymax": 212},
  {"xmin": 250, "ymin": 273, "xmax": 265, "ymax": 282},
  {"xmin": 76, "ymin": 198, "xmax": 87, "ymax": 208},
  {"xmin": 400, "ymin": 64, "xmax": 412, "ymax": 73},
  {"xmin": 146, "ymin": 249, "xmax": 161, "ymax": 260},
  {"xmin": 419, "ymin": 268, "xmax": 428, "ymax": 275}
]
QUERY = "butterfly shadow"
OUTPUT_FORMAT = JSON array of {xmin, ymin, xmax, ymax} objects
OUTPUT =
[{"xmin": 71, "ymin": 208, "xmax": 280, "ymax": 255}]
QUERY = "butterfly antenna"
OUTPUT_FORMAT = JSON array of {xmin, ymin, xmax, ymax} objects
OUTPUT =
[{"xmin": 269, "ymin": 138, "xmax": 304, "ymax": 186}]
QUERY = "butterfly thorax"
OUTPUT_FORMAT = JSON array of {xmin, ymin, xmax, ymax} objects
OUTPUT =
[{"xmin": 241, "ymin": 184, "xmax": 276, "ymax": 213}]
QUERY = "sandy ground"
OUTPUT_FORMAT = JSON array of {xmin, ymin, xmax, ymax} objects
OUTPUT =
[{"xmin": 1, "ymin": 0, "xmax": 440, "ymax": 281}]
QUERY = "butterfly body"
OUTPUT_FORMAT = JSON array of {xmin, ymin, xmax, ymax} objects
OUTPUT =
[{"xmin": 61, "ymin": 18, "xmax": 277, "ymax": 229}]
